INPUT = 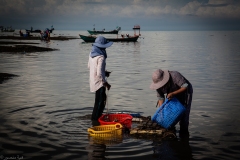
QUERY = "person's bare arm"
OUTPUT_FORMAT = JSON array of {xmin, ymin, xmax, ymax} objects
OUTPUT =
[
  {"xmin": 167, "ymin": 87, "xmax": 187, "ymax": 100},
  {"xmin": 158, "ymin": 99, "xmax": 164, "ymax": 107}
]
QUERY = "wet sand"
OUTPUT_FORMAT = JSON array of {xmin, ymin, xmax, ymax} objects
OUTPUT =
[
  {"xmin": 0, "ymin": 73, "xmax": 18, "ymax": 84},
  {"xmin": 0, "ymin": 45, "xmax": 59, "ymax": 53},
  {"xmin": 0, "ymin": 35, "xmax": 80, "ymax": 53},
  {"xmin": 0, "ymin": 41, "xmax": 39, "ymax": 44},
  {"xmin": 0, "ymin": 35, "xmax": 80, "ymax": 40}
]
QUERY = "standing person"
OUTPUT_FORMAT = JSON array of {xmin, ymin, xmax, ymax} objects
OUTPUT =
[
  {"xmin": 40, "ymin": 31, "xmax": 44, "ymax": 39},
  {"xmin": 150, "ymin": 69, "xmax": 193, "ymax": 135},
  {"xmin": 42, "ymin": 28, "xmax": 50, "ymax": 41},
  {"xmin": 19, "ymin": 30, "xmax": 23, "ymax": 37},
  {"xmin": 88, "ymin": 36, "xmax": 113, "ymax": 121}
]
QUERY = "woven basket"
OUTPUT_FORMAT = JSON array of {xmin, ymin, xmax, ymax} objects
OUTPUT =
[{"xmin": 152, "ymin": 98, "xmax": 186, "ymax": 129}]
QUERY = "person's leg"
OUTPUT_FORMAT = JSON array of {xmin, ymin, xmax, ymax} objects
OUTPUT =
[
  {"xmin": 179, "ymin": 94, "xmax": 192, "ymax": 134},
  {"xmin": 98, "ymin": 87, "xmax": 106, "ymax": 116},
  {"xmin": 91, "ymin": 87, "xmax": 106, "ymax": 120},
  {"xmin": 91, "ymin": 89, "xmax": 100, "ymax": 120}
]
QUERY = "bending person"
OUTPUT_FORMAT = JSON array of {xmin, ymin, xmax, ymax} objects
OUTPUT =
[{"xmin": 150, "ymin": 69, "xmax": 193, "ymax": 135}]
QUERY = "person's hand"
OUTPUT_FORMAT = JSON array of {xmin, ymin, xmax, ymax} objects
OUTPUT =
[
  {"xmin": 167, "ymin": 92, "xmax": 175, "ymax": 100},
  {"xmin": 157, "ymin": 99, "xmax": 164, "ymax": 107},
  {"xmin": 104, "ymin": 82, "xmax": 111, "ymax": 90},
  {"xmin": 106, "ymin": 83, "xmax": 111, "ymax": 90},
  {"xmin": 105, "ymin": 71, "xmax": 111, "ymax": 77}
]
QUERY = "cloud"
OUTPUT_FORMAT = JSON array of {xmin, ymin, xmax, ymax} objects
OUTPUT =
[
  {"xmin": 1, "ymin": 0, "xmax": 240, "ymax": 18},
  {"xmin": 0, "ymin": 0, "xmax": 240, "ymax": 30},
  {"xmin": 0, "ymin": 0, "xmax": 27, "ymax": 15},
  {"xmin": 207, "ymin": 0, "xmax": 232, "ymax": 6},
  {"xmin": 179, "ymin": 0, "xmax": 240, "ymax": 18}
]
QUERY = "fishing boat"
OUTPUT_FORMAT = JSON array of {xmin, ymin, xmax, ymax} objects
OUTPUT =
[
  {"xmin": 25, "ymin": 28, "xmax": 41, "ymax": 33},
  {"xmin": 0, "ymin": 26, "xmax": 15, "ymax": 32},
  {"xmin": 48, "ymin": 25, "xmax": 54, "ymax": 33},
  {"xmin": 79, "ymin": 34, "xmax": 139, "ymax": 42},
  {"xmin": 26, "ymin": 25, "xmax": 54, "ymax": 33},
  {"xmin": 87, "ymin": 26, "xmax": 121, "ymax": 35},
  {"xmin": 80, "ymin": 25, "xmax": 141, "ymax": 42}
]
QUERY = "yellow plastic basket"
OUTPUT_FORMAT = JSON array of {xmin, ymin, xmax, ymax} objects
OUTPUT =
[
  {"xmin": 88, "ymin": 134, "xmax": 123, "ymax": 145},
  {"xmin": 88, "ymin": 123, "xmax": 123, "ymax": 137}
]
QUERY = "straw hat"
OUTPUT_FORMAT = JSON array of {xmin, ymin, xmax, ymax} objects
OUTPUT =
[
  {"xmin": 93, "ymin": 36, "xmax": 113, "ymax": 48},
  {"xmin": 150, "ymin": 69, "xmax": 170, "ymax": 90}
]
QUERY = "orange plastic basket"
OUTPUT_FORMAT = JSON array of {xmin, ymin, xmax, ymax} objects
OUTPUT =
[
  {"xmin": 87, "ymin": 123, "xmax": 123, "ymax": 137},
  {"xmin": 98, "ymin": 114, "xmax": 133, "ymax": 129}
]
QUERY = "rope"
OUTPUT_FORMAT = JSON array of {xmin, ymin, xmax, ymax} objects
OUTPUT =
[
  {"xmin": 105, "ymin": 76, "xmax": 109, "ymax": 114},
  {"xmin": 105, "ymin": 88, "xmax": 109, "ymax": 114}
]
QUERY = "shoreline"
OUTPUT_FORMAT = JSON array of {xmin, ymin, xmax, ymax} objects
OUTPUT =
[
  {"xmin": 0, "ymin": 45, "xmax": 59, "ymax": 53},
  {"xmin": 0, "ymin": 41, "xmax": 39, "ymax": 44},
  {"xmin": 0, "ymin": 35, "xmax": 80, "ymax": 41},
  {"xmin": 0, "ymin": 36, "xmax": 80, "ymax": 53}
]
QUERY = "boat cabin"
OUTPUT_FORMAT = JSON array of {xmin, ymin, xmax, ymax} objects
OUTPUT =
[{"xmin": 133, "ymin": 25, "xmax": 141, "ymax": 36}]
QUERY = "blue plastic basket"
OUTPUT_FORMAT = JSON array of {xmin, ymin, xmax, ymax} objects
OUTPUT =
[{"xmin": 151, "ymin": 97, "xmax": 186, "ymax": 129}]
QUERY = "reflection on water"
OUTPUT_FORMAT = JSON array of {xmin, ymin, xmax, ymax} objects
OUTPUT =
[
  {"xmin": 1, "ymin": 30, "xmax": 240, "ymax": 159},
  {"xmin": 86, "ymin": 143, "xmax": 106, "ymax": 160},
  {"xmin": 152, "ymin": 137, "xmax": 192, "ymax": 160}
]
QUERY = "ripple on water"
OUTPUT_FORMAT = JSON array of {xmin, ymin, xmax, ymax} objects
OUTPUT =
[{"xmin": 0, "ymin": 104, "xmax": 93, "ymax": 158}]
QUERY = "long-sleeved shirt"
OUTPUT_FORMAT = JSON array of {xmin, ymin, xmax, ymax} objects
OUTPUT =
[{"xmin": 88, "ymin": 55, "xmax": 107, "ymax": 92}]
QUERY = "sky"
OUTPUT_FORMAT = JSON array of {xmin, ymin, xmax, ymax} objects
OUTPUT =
[{"xmin": 0, "ymin": 0, "xmax": 240, "ymax": 31}]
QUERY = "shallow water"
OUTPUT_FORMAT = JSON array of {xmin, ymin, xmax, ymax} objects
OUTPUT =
[{"xmin": 1, "ymin": 30, "xmax": 240, "ymax": 160}]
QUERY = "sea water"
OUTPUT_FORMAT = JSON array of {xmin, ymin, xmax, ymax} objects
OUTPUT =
[{"xmin": 0, "ymin": 30, "xmax": 240, "ymax": 159}]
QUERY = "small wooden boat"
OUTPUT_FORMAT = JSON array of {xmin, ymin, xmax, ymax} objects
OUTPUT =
[
  {"xmin": 87, "ymin": 26, "xmax": 121, "ymax": 35},
  {"xmin": 88, "ymin": 30, "xmax": 119, "ymax": 35},
  {"xmin": 49, "ymin": 25, "xmax": 54, "ymax": 33},
  {"xmin": 26, "ymin": 26, "xmax": 54, "ymax": 33},
  {"xmin": 0, "ymin": 26, "xmax": 15, "ymax": 32},
  {"xmin": 25, "ymin": 29, "xmax": 41, "ymax": 33},
  {"xmin": 79, "ymin": 34, "xmax": 139, "ymax": 42}
]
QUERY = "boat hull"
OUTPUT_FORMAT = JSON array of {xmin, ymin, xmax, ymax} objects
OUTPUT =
[
  {"xmin": 26, "ymin": 29, "xmax": 41, "ymax": 33},
  {"xmin": 79, "ymin": 34, "xmax": 139, "ymax": 42},
  {"xmin": 1, "ymin": 30, "xmax": 15, "ymax": 32},
  {"xmin": 26, "ymin": 28, "xmax": 54, "ymax": 33},
  {"xmin": 87, "ymin": 30, "xmax": 119, "ymax": 35}
]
